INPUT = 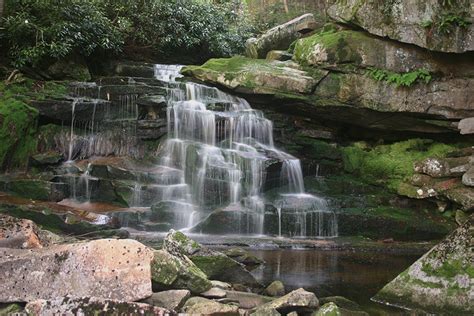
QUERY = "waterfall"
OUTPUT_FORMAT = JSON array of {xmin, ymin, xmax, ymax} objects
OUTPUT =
[{"xmin": 153, "ymin": 64, "xmax": 338, "ymax": 237}]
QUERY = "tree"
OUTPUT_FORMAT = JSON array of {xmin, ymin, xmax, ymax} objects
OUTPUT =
[{"xmin": 0, "ymin": 0, "xmax": 4, "ymax": 17}]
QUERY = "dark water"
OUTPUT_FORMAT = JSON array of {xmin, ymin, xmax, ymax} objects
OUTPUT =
[{"xmin": 248, "ymin": 249, "xmax": 420, "ymax": 315}]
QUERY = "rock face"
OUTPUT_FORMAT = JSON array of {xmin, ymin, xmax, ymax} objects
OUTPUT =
[
  {"xmin": 327, "ymin": 0, "xmax": 474, "ymax": 53},
  {"xmin": 373, "ymin": 215, "xmax": 474, "ymax": 314},
  {"xmin": 0, "ymin": 239, "xmax": 154, "ymax": 302},
  {"xmin": 245, "ymin": 13, "xmax": 317, "ymax": 58},
  {"xmin": 0, "ymin": 214, "xmax": 43, "ymax": 249},
  {"xmin": 25, "ymin": 296, "xmax": 169, "ymax": 316},
  {"xmin": 182, "ymin": 56, "xmax": 473, "ymax": 134}
]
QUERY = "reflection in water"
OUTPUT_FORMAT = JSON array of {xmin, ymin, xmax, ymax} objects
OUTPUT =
[{"xmin": 250, "ymin": 249, "xmax": 420, "ymax": 313}]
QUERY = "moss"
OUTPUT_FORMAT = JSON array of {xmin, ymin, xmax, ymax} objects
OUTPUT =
[
  {"xmin": 8, "ymin": 179, "xmax": 51, "ymax": 200},
  {"xmin": 191, "ymin": 255, "xmax": 236, "ymax": 278},
  {"xmin": 341, "ymin": 139, "xmax": 458, "ymax": 192},
  {"xmin": 0, "ymin": 97, "xmax": 39, "ymax": 170},
  {"xmin": 422, "ymin": 259, "xmax": 474, "ymax": 279}
]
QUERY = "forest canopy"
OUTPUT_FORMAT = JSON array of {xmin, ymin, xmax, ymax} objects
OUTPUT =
[{"xmin": 1, "ymin": 0, "xmax": 255, "ymax": 67}]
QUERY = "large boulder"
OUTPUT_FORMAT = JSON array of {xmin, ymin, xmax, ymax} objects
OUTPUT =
[
  {"xmin": 164, "ymin": 230, "xmax": 260, "ymax": 287},
  {"xmin": 25, "ymin": 296, "xmax": 169, "ymax": 316},
  {"xmin": 0, "ymin": 214, "xmax": 43, "ymax": 249},
  {"xmin": 252, "ymin": 288, "xmax": 319, "ymax": 315},
  {"xmin": 264, "ymin": 281, "xmax": 286, "ymax": 297},
  {"xmin": 0, "ymin": 239, "xmax": 153, "ymax": 302},
  {"xmin": 151, "ymin": 249, "xmax": 211, "ymax": 294},
  {"xmin": 245, "ymin": 13, "xmax": 317, "ymax": 59},
  {"xmin": 181, "ymin": 56, "xmax": 321, "ymax": 96},
  {"xmin": 373, "ymin": 215, "xmax": 474, "ymax": 314},
  {"xmin": 327, "ymin": 0, "xmax": 474, "ymax": 53}
]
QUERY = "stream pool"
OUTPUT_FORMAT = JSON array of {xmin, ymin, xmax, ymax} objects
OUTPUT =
[{"xmin": 248, "ymin": 249, "xmax": 420, "ymax": 315}]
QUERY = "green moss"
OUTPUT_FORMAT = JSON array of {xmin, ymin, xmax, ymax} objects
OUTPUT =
[
  {"xmin": 191, "ymin": 255, "xmax": 236, "ymax": 278},
  {"xmin": 422, "ymin": 259, "xmax": 474, "ymax": 279},
  {"xmin": 341, "ymin": 139, "xmax": 458, "ymax": 192},
  {"xmin": 8, "ymin": 179, "xmax": 51, "ymax": 200},
  {"xmin": 0, "ymin": 98, "xmax": 38, "ymax": 170}
]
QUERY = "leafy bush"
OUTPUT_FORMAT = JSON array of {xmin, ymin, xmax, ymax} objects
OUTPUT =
[
  {"xmin": 2, "ymin": 0, "xmax": 254, "ymax": 68},
  {"xmin": 3, "ymin": 0, "xmax": 124, "ymax": 68}
]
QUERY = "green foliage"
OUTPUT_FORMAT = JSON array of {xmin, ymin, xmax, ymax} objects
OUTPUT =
[
  {"xmin": 3, "ymin": 0, "xmax": 254, "ymax": 67},
  {"xmin": 437, "ymin": 12, "xmax": 471, "ymax": 33},
  {"xmin": 342, "ymin": 139, "xmax": 457, "ymax": 191},
  {"xmin": 366, "ymin": 67, "xmax": 432, "ymax": 87},
  {"xmin": 3, "ymin": 0, "xmax": 124, "ymax": 68}
]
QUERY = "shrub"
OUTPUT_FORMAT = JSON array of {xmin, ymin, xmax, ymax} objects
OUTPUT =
[{"xmin": 3, "ymin": 0, "xmax": 124, "ymax": 68}]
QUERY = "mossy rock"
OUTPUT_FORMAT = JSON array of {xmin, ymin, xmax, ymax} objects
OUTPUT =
[
  {"xmin": 312, "ymin": 302, "xmax": 341, "ymax": 316},
  {"xmin": 0, "ymin": 98, "xmax": 38, "ymax": 170},
  {"xmin": 151, "ymin": 249, "xmax": 211, "ymax": 294}
]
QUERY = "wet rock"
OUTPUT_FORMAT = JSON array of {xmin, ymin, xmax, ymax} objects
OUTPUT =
[
  {"xmin": 455, "ymin": 210, "xmax": 469, "ymax": 226},
  {"xmin": 200, "ymin": 287, "xmax": 227, "ymax": 299},
  {"xmin": 0, "ymin": 239, "xmax": 153, "ymax": 302},
  {"xmin": 445, "ymin": 186, "xmax": 474, "ymax": 211},
  {"xmin": 373, "ymin": 215, "xmax": 474, "ymax": 314},
  {"xmin": 182, "ymin": 297, "xmax": 239, "ymax": 316},
  {"xmin": 312, "ymin": 302, "xmax": 340, "ymax": 316},
  {"xmin": 6, "ymin": 179, "xmax": 66, "ymax": 201},
  {"xmin": 141, "ymin": 289, "xmax": 190, "ymax": 311},
  {"xmin": 151, "ymin": 249, "xmax": 211, "ymax": 294},
  {"xmin": 47, "ymin": 56, "xmax": 91, "ymax": 81},
  {"xmin": 0, "ymin": 214, "xmax": 42, "ymax": 249},
  {"xmin": 327, "ymin": 0, "xmax": 474, "ymax": 53},
  {"xmin": 252, "ymin": 288, "xmax": 319, "ymax": 315},
  {"xmin": 462, "ymin": 166, "xmax": 474, "ymax": 187},
  {"xmin": 245, "ymin": 13, "xmax": 317, "ymax": 59},
  {"xmin": 113, "ymin": 61, "xmax": 156, "ymax": 78},
  {"xmin": 319, "ymin": 296, "xmax": 362, "ymax": 312},
  {"xmin": 223, "ymin": 247, "xmax": 264, "ymax": 269},
  {"xmin": 264, "ymin": 281, "xmax": 285, "ymax": 297},
  {"xmin": 226, "ymin": 291, "xmax": 274, "ymax": 309},
  {"xmin": 25, "ymin": 296, "xmax": 169, "ymax": 316},
  {"xmin": 191, "ymin": 248, "xmax": 261, "ymax": 288},
  {"xmin": 266, "ymin": 50, "xmax": 293, "ymax": 61},
  {"xmin": 30, "ymin": 151, "xmax": 63, "ymax": 166},
  {"xmin": 163, "ymin": 230, "xmax": 202, "ymax": 256}
]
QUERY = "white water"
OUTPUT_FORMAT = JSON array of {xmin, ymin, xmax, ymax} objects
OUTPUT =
[{"xmin": 153, "ymin": 64, "xmax": 337, "ymax": 237}]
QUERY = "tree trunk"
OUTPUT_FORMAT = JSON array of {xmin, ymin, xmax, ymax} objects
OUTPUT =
[
  {"xmin": 282, "ymin": 0, "xmax": 289, "ymax": 13},
  {"xmin": 0, "ymin": 0, "xmax": 4, "ymax": 18}
]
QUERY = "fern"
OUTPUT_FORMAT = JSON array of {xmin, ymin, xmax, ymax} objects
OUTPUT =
[{"xmin": 366, "ymin": 68, "xmax": 432, "ymax": 87}]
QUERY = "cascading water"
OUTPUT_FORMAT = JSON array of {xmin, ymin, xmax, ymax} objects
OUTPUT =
[{"xmin": 153, "ymin": 64, "xmax": 338, "ymax": 237}]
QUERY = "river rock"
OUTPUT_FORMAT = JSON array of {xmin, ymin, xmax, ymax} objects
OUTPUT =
[
  {"xmin": 373, "ymin": 214, "xmax": 474, "ymax": 314},
  {"xmin": 462, "ymin": 166, "xmax": 474, "ymax": 187},
  {"xmin": 25, "ymin": 296, "xmax": 169, "ymax": 316},
  {"xmin": 264, "ymin": 281, "xmax": 286, "ymax": 297},
  {"xmin": 327, "ymin": 0, "xmax": 474, "ymax": 53},
  {"xmin": 312, "ymin": 302, "xmax": 340, "ymax": 316},
  {"xmin": 182, "ymin": 297, "xmax": 239, "ymax": 316},
  {"xmin": 252, "ymin": 288, "xmax": 319, "ymax": 315},
  {"xmin": 245, "ymin": 13, "xmax": 317, "ymax": 59},
  {"xmin": 0, "ymin": 214, "xmax": 42, "ymax": 249},
  {"xmin": 163, "ymin": 230, "xmax": 260, "ymax": 287},
  {"xmin": 211, "ymin": 280, "xmax": 232, "ymax": 290},
  {"xmin": 151, "ymin": 249, "xmax": 211, "ymax": 294},
  {"xmin": 141, "ymin": 289, "xmax": 190, "ymax": 311},
  {"xmin": 266, "ymin": 50, "xmax": 293, "ymax": 61},
  {"xmin": 0, "ymin": 239, "xmax": 153, "ymax": 302},
  {"xmin": 200, "ymin": 287, "xmax": 227, "ymax": 299},
  {"xmin": 226, "ymin": 291, "xmax": 274, "ymax": 309},
  {"xmin": 191, "ymin": 248, "xmax": 261, "ymax": 287},
  {"xmin": 223, "ymin": 247, "xmax": 264, "ymax": 269},
  {"xmin": 163, "ymin": 229, "xmax": 202, "ymax": 256}
]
